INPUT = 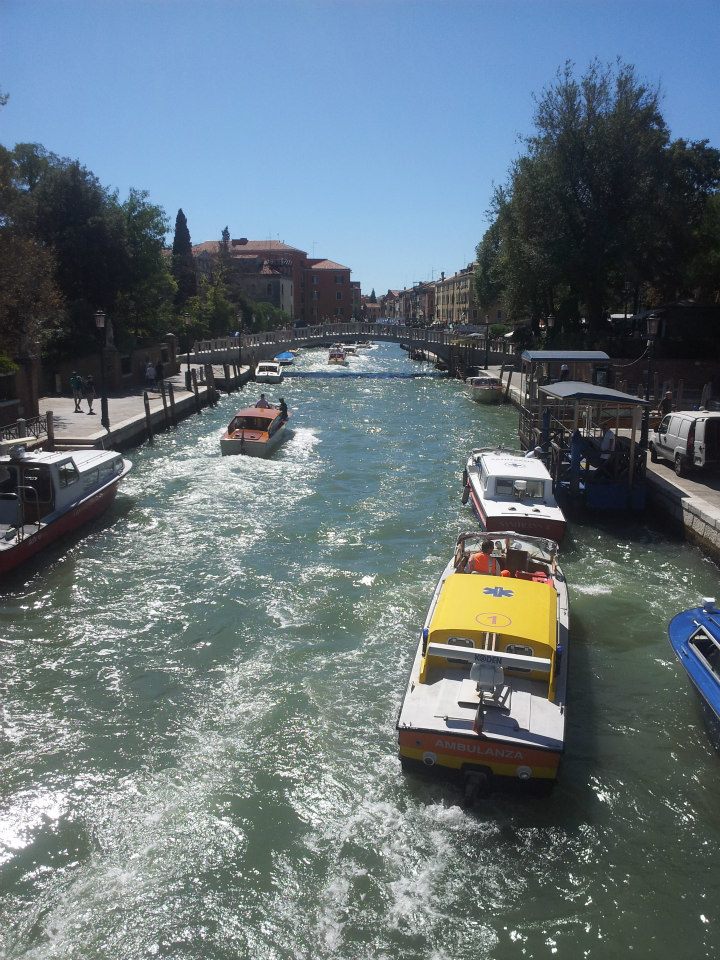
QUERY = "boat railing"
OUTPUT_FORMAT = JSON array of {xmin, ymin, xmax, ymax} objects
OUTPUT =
[{"xmin": 13, "ymin": 485, "xmax": 41, "ymax": 540}]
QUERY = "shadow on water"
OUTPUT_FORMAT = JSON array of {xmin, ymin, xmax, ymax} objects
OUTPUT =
[{"xmin": 0, "ymin": 495, "xmax": 135, "ymax": 599}]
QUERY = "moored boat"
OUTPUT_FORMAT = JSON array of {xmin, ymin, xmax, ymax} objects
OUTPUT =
[
  {"xmin": 255, "ymin": 361, "xmax": 283, "ymax": 384},
  {"xmin": 397, "ymin": 530, "xmax": 569, "ymax": 796},
  {"xmin": 466, "ymin": 373, "xmax": 504, "ymax": 404},
  {"xmin": 669, "ymin": 599, "xmax": 720, "ymax": 743},
  {"xmin": 274, "ymin": 351, "xmax": 295, "ymax": 366},
  {"xmin": 462, "ymin": 447, "xmax": 567, "ymax": 541},
  {"xmin": 0, "ymin": 444, "xmax": 131, "ymax": 575},
  {"xmin": 220, "ymin": 404, "xmax": 291, "ymax": 457}
]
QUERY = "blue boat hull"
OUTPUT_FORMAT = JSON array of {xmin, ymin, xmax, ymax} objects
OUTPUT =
[{"xmin": 669, "ymin": 606, "xmax": 720, "ymax": 744}]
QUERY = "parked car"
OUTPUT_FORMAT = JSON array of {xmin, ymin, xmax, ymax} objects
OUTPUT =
[{"xmin": 649, "ymin": 410, "xmax": 720, "ymax": 476}]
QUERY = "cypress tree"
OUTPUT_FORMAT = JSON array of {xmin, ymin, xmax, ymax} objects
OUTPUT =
[{"xmin": 172, "ymin": 208, "xmax": 197, "ymax": 307}]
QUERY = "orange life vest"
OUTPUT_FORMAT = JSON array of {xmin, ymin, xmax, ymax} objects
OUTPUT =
[{"xmin": 468, "ymin": 552, "xmax": 499, "ymax": 575}]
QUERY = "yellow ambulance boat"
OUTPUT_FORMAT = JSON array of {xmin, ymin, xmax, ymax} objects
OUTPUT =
[{"xmin": 397, "ymin": 530, "xmax": 569, "ymax": 799}]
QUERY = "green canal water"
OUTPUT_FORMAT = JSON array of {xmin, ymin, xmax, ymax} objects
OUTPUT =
[{"xmin": 1, "ymin": 343, "xmax": 719, "ymax": 959}]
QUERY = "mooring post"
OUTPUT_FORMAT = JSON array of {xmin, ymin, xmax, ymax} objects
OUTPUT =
[
  {"xmin": 191, "ymin": 369, "xmax": 201, "ymax": 413},
  {"xmin": 223, "ymin": 363, "xmax": 231, "ymax": 394},
  {"xmin": 46, "ymin": 411, "xmax": 55, "ymax": 451},
  {"xmin": 168, "ymin": 382, "xmax": 177, "ymax": 427},
  {"xmin": 160, "ymin": 380, "xmax": 170, "ymax": 428},
  {"xmin": 143, "ymin": 391, "xmax": 154, "ymax": 444}
]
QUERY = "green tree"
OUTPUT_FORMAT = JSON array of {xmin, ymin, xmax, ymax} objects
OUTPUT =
[{"xmin": 171, "ymin": 208, "xmax": 197, "ymax": 307}]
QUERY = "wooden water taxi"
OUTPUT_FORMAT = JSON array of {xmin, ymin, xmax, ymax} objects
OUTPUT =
[
  {"xmin": 462, "ymin": 448, "xmax": 567, "ymax": 541},
  {"xmin": 0, "ymin": 445, "xmax": 131, "ymax": 575},
  {"xmin": 328, "ymin": 345, "xmax": 348, "ymax": 366},
  {"xmin": 255, "ymin": 361, "xmax": 283, "ymax": 384},
  {"xmin": 466, "ymin": 373, "xmax": 504, "ymax": 404},
  {"xmin": 397, "ymin": 530, "xmax": 569, "ymax": 797},
  {"xmin": 220, "ymin": 405, "xmax": 291, "ymax": 457}
]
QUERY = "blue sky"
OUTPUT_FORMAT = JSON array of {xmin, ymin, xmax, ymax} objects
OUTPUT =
[{"xmin": 2, "ymin": 0, "xmax": 719, "ymax": 297}]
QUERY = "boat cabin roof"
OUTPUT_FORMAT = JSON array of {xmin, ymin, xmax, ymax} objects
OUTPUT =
[
  {"xmin": 0, "ymin": 448, "xmax": 120, "ymax": 469},
  {"xmin": 257, "ymin": 361, "xmax": 281, "ymax": 370},
  {"xmin": 540, "ymin": 381, "xmax": 649, "ymax": 405},
  {"xmin": 521, "ymin": 350, "xmax": 610, "ymax": 363},
  {"xmin": 232, "ymin": 407, "xmax": 279, "ymax": 420},
  {"xmin": 479, "ymin": 451, "xmax": 553, "ymax": 482},
  {"xmin": 429, "ymin": 573, "xmax": 557, "ymax": 649}
]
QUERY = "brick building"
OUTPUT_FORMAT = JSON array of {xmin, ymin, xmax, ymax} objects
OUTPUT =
[{"xmin": 192, "ymin": 238, "xmax": 353, "ymax": 324}]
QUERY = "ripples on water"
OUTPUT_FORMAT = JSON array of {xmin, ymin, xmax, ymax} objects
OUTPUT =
[{"xmin": 1, "ymin": 344, "xmax": 719, "ymax": 959}]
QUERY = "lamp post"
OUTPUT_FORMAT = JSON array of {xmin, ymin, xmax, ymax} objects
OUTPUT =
[
  {"xmin": 237, "ymin": 314, "xmax": 243, "ymax": 369},
  {"xmin": 484, "ymin": 316, "xmax": 490, "ymax": 369},
  {"xmin": 94, "ymin": 310, "xmax": 110, "ymax": 430},
  {"xmin": 640, "ymin": 313, "xmax": 660, "ymax": 450}
]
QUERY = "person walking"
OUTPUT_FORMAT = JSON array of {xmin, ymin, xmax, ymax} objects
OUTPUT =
[
  {"xmin": 70, "ymin": 371, "xmax": 84, "ymax": 412},
  {"xmin": 659, "ymin": 391, "xmax": 673, "ymax": 417},
  {"xmin": 85, "ymin": 374, "xmax": 96, "ymax": 414},
  {"xmin": 145, "ymin": 360, "xmax": 156, "ymax": 390},
  {"xmin": 155, "ymin": 359, "xmax": 164, "ymax": 389}
]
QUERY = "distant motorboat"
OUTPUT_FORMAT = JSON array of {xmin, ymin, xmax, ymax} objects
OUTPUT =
[
  {"xmin": 328, "ymin": 346, "xmax": 348, "ymax": 366},
  {"xmin": 466, "ymin": 373, "xmax": 504, "ymax": 404},
  {"xmin": 255, "ymin": 361, "xmax": 283, "ymax": 384},
  {"xmin": 274, "ymin": 351, "xmax": 295, "ymax": 366}
]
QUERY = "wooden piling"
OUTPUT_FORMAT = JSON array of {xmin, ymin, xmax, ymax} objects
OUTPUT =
[
  {"xmin": 168, "ymin": 382, "xmax": 178, "ymax": 427},
  {"xmin": 223, "ymin": 363, "xmax": 231, "ymax": 393},
  {"xmin": 160, "ymin": 380, "xmax": 170, "ymax": 428},
  {"xmin": 143, "ymin": 391, "xmax": 154, "ymax": 444},
  {"xmin": 191, "ymin": 370, "xmax": 201, "ymax": 413},
  {"xmin": 46, "ymin": 411, "xmax": 55, "ymax": 451},
  {"xmin": 504, "ymin": 368, "xmax": 513, "ymax": 402}
]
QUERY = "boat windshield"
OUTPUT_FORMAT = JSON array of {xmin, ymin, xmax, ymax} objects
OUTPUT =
[
  {"xmin": 229, "ymin": 416, "xmax": 269, "ymax": 432},
  {"xmin": 495, "ymin": 477, "xmax": 546, "ymax": 499}
]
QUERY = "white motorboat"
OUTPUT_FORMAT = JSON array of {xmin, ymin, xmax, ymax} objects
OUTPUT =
[
  {"xmin": 397, "ymin": 530, "xmax": 569, "ymax": 795},
  {"xmin": 462, "ymin": 447, "xmax": 567, "ymax": 541},
  {"xmin": 466, "ymin": 373, "xmax": 504, "ymax": 404},
  {"xmin": 255, "ymin": 361, "xmax": 283, "ymax": 384},
  {"xmin": 0, "ymin": 444, "xmax": 131, "ymax": 574}
]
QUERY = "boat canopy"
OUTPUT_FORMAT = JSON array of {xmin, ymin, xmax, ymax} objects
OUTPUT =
[
  {"xmin": 521, "ymin": 350, "xmax": 610, "ymax": 363},
  {"xmin": 428, "ymin": 572, "xmax": 557, "ymax": 649},
  {"xmin": 540, "ymin": 382, "xmax": 649, "ymax": 405}
]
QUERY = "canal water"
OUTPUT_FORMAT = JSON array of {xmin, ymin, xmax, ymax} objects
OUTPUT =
[{"xmin": 1, "ymin": 343, "xmax": 719, "ymax": 960}]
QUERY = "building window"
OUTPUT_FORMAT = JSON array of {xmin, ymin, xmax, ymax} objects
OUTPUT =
[
  {"xmin": 336, "ymin": 292, "xmax": 342, "ymax": 301},
  {"xmin": 313, "ymin": 276, "xmax": 319, "ymax": 285},
  {"xmin": 335, "ymin": 274, "xmax": 344, "ymax": 284},
  {"xmin": 313, "ymin": 291, "xmax": 319, "ymax": 300}
]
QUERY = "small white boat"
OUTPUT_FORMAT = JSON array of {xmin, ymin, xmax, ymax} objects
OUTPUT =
[
  {"xmin": 255, "ymin": 361, "xmax": 283, "ymax": 384},
  {"xmin": 274, "ymin": 351, "xmax": 295, "ymax": 366},
  {"xmin": 466, "ymin": 373, "xmax": 504, "ymax": 404},
  {"xmin": 0, "ymin": 444, "xmax": 131, "ymax": 574},
  {"xmin": 344, "ymin": 344, "xmax": 357, "ymax": 356},
  {"xmin": 328, "ymin": 346, "xmax": 348, "ymax": 366},
  {"xmin": 462, "ymin": 448, "xmax": 567, "ymax": 541},
  {"xmin": 397, "ymin": 530, "xmax": 569, "ymax": 796},
  {"xmin": 220, "ymin": 405, "xmax": 291, "ymax": 457}
]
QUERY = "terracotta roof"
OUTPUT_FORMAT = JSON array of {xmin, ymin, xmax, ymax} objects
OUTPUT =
[
  {"xmin": 193, "ymin": 239, "xmax": 307, "ymax": 256},
  {"xmin": 309, "ymin": 259, "xmax": 350, "ymax": 271}
]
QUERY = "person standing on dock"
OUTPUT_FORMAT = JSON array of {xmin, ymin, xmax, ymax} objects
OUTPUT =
[
  {"xmin": 659, "ymin": 391, "xmax": 673, "ymax": 417},
  {"xmin": 84, "ymin": 375, "xmax": 96, "ymax": 414},
  {"xmin": 145, "ymin": 360, "xmax": 156, "ymax": 390},
  {"xmin": 70, "ymin": 372, "xmax": 84, "ymax": 412}
]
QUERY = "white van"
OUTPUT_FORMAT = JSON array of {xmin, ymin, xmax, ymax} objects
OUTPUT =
[{"xmin": 649, "ymin": 411, "xmax": 720, "ymax": 476}]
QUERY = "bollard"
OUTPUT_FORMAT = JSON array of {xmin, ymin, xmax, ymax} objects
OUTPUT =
[
  {"xmin": 168, "ymin": 382, "xmax": 177, "ymax": 427},
  {"xmin": 160, "ymin": 380, "xmax": 170, "ymax": 428},
  {"xmin": 223, "ymin": 363, "xmax": 231, "ymax": 394},
  {"xmin": 143, "ymin": 391, "xmax": 154, "ymax": 444},
  {"xmin": 17, "ymin": 417, "xmax": 27, "ymax": 438},
  {"xmin": 185, "ymin": 369, "xmax": 192, "ymax": 392},
  {"xmin": 46, "ymin": 411, "xmax": 55, "ymax": 451},
  {"xmin": 191, "ymin": 369, "xmax": 201, "ymax": 414}
]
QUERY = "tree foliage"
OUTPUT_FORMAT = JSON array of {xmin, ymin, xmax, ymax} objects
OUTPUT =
[
  {"xmin": 477, "ymin": 60, "xmax": 720, "ymax": 333},
  {"xmin": 171, "ymin": 208, "xmax": 197, "ymax": 307}
]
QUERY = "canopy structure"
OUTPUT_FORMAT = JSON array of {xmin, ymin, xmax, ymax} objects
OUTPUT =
[
  {"xmin": 540, "ymin": 382, "xmax": 649, "ymax": 405},
  {"xmin": 521, "ymin": 350, "xmax": 610, "ymax": 363}
]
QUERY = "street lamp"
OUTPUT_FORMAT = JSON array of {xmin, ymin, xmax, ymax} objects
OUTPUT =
[
  {"xmin": 236, "ymin": 313, "xmax": 243, "ymax": 369},
  {"xmin": 94, "ymin": 310, "xmax": 110, "ymax": 430},
  {"xmin": 640, "ymin": 313, "xmax": 660, "ymax": 450},
  {"xmin": 484, "ymin": 316, "xmax": 491, "ymax": 369}
]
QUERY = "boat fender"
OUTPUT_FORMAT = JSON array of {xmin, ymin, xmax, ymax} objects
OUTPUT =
[
  {"xmin": 422, "ymin": 751, "xmax": 436, "ymax": 767},
  {"xmin": 461, "ymin": 483, "xmax": 470, "ymax": 505},
  {"xmin": 462, "ymin": 467, "xmax": 468, "ymax": 487}
]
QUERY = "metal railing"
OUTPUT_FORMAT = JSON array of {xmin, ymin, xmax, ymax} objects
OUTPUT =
[{"xmin": 0, "ymin": 413, "xmax": 51, "ymax": 444}]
